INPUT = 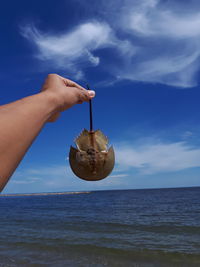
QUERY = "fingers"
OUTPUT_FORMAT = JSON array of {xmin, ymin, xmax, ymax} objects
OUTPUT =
[
  {"xmin": 57, "ymin": 74, "xmax": 95, "ymax": 97},
  {"xmin": 56, "ymin": 75, "xmax": 85, "ymax": 90},
  {"xmin": 59, "ymin": 75, "xmax": 96, "ymax": 102},
  {"xmin": 47, "ymin": 73, "xmax": 95, "ymax": 103}
]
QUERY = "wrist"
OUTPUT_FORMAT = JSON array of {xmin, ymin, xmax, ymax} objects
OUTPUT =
[
  {"xmin": 36, "ymin": 91, "xmax": 60, "ymax": 122},
  {"xmin": 40, "ymin": 90, "xmax": 60, "ymax": 110}
]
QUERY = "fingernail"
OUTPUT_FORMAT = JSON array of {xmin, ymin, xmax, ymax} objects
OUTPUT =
[{"xmin": 88, "ymin": 90, "xmax": 95, "ymax": 97}]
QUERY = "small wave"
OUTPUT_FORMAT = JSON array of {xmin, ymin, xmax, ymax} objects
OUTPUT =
[{"xmin": 2, "ymin": 242, "xmax": 200, "ymax": 266}]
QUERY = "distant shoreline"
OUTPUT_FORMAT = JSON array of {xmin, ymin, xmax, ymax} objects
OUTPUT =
[
  {"xmin": 1, "ymin": 186, "xmax": 200, "ymax": 197},
  {"xmin": 0, "ymin": 191, "xmax": 91, "ymax": 197}
]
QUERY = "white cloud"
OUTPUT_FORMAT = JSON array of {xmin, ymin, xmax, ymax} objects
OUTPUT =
[
  {"xmin": 182, "ymin": 131, "xmax": 193, "ymax": 140},
  {"xmin": 118, "ymin": 51, "xmax": 200, "ymax": 87},
  {"xmin": 12, "ymin": 178, "xmax": 40, "ymax": 185},
  {"xmin": 6, "ymin": 139, "xmax": 200, "ymax": 193},
  {"xmin": 21, "ymin": 22, "xmax": 134, "ymax": 78},
  {"xmin": 8, "ymin": 163, "xmax": 126, "ymax": 192},
  {"xmin": 69, "ymin": 0, "xmax": 200, "ymax": 87},
  {"xmin": 21, "ymin": 22, "xmax": 111, "ymax": 69},
  {"xmin": 115, "ymin": 141, "xmax": 200, "ymax": 174},
  {"xmin": 109, "ymin": 174, "xmax": 129, "ymax": 178},
  {"xmin": 21, "ymin": 1, "xmax": 200, "ymax": 87},
  {"xmin": 125, "ymin": 0, "xmax": 200, "ymax": 39},
  {"xmin": 26, "ymin": 165, "xmax": 67, "ymax": 176},
  {"xmin": 12, "ymin": 165, "xmax": 74, "ymax": 189},
  {"xmin": 113, "ymin": 0, "xmax": 200, "ymax": 87}
]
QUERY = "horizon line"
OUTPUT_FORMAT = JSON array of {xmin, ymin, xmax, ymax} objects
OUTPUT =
[{"xmin": 1, "ymin": 185, "xmax": 200, "ymax": 197}]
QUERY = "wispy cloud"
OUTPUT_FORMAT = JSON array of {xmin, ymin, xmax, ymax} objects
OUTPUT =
[
  {"xmin": 10, "ymin": 165, "xmax": 74, "ymax": 189},
  {"xmin": 116, "ymin": 0, "xmax": 200, "ymax": 87},
  {"xmin": 109, "ymin": 174, "xmax": 129, "ymax": 178},
  {"xmin": 12, "ymin": 177, "xmax": 41, "ymax": 185},
  {"xmin": 20, "ymin": 22, "xmax": 134, "ymax": 80},
  {"xmin": 115, "ymin": 140, "xmax": 200, "ymax": 174},
  {"xmin": 13, "ymin": 139, "xmax": 200, "ymax": 186},
  {"xmin": 21, "ymin": 0, "xmax": 200, "ymax": 87},
  {"xmin": 5, "ymin": 138, "xmax": 200, "ymax": 193},
  {"xmin": 7, "ymin": 164, "xmax": 127, "ymax": 193},
  {"xmin": 182, "ymin": 131, "xmax": 193, "ymax": 140},
  {"xmin": 124, "ymin": 0, "xmax": 200, "ymax": 38}
]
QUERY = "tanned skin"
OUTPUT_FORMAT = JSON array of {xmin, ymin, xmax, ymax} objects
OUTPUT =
[{"xmin": 0, "ymin": 74, "xmax": 95, "ymax": 192}]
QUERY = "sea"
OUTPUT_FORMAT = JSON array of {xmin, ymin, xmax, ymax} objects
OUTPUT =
[{"xmin": 0, "ymin": 187, "xmax": 200, "ymax": 267}]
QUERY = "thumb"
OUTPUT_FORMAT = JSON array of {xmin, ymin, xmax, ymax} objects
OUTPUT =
[{"xmin": 88, "ymin": 90, "xmax": 95, "ymax": 98}]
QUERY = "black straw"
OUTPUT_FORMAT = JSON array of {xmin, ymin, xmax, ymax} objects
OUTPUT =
[{"xmin": 86, "ymin": 84, "xmax": 93, "ymax": 132}]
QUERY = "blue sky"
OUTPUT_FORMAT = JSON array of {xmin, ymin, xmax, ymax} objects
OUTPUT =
[{"xmin": 1, "ymin": 0, "xmax": 200, "ymax": 193}]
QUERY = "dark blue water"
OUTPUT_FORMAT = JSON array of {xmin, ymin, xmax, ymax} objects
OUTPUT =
[{"xmin": 0, "ymin": 187, "xmax": 200, "ymax": 266}]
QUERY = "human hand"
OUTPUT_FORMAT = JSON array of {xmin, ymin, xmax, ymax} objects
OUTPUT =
[{"xmin": 41, "ymin": 74, "xmax": 95, "ymax": 122}]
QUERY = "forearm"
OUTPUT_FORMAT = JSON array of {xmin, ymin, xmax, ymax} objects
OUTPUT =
[
  {"xmin": 0, "ymin": 91, "xmax": 56, "ymax": 192},
  {"xmin": 0, "ymin": 74, "xmax": 95, "ymax": 192}
]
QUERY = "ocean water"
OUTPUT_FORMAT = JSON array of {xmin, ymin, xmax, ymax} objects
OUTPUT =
[{"xmin": 0, "ymin": 187, "xmax": 200, "ymax": 267}]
